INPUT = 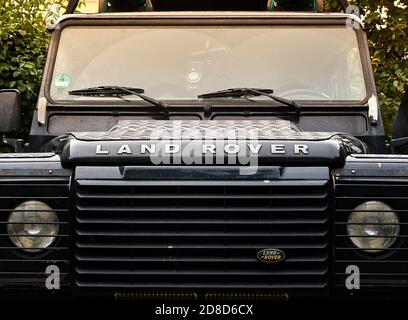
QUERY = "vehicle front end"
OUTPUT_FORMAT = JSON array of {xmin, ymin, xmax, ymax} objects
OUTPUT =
[{"xmin": 1, "ymin": 11, "xmax": 407, "ymax": 300}]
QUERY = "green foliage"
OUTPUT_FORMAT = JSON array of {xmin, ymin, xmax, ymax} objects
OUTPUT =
[
  {"xmin": 361, "ymin": 0, "xmax": 408, "ymax": 138},
  {"xmin": 0, "ymin": 0, "xmax": 82, "ymax": 151},
  {"xmin": 0, "ymin": 0, "xmax": 53, "ymax": 144},
  {"xmin": 325, "ymin": 0, "xmax": 408, "ymax": 138}
]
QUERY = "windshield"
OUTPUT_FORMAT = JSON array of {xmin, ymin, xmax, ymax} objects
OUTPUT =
[{"xmin": 50, "ymin": 25, "xmax": 367, "ymax": 102}]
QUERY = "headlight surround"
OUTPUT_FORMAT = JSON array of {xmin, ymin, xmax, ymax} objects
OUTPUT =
[
  {"xmin": 347, "ymin": 201, "xmax": 400, "ymax": 252},
  {"xmin": 7, "ymin": 201, "xmax": 59, "ymax": 252}
]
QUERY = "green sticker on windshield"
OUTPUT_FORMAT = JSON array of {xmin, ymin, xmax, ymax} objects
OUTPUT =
[{"xmin": 54, "ymin": 73, "xmax": 71, "ymax": 89}]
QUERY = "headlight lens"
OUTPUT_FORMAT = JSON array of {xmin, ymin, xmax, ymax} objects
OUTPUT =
[
  {"xmin": 7, "ymin": 201, "xmax": 59, "ymax": 252},
  {"xmin": 347, "ymin": 201, "xmax": 400, "ymax": 252}
]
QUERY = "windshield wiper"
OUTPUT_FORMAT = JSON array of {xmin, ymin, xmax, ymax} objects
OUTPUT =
[
  {"xmin": 198, "ymin": 88, "xmax": 301, "ymax": 114},
  {"xmin": 69, "ymin": 86, "xmax": 169, "ymax": 113}
]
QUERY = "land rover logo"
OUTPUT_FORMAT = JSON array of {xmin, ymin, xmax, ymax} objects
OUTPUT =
[
  {"xmin": 257, "ymin": 249, "xmax": 286, "ymax": 263},
  {"xmin": 95, "ymin": 143, "xmax": 310, "ymax": 155}
]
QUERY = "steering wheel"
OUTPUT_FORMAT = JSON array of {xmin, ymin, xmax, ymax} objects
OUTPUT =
[{"xmin": 279, "ymin": 88, "xmax": 333, "ymax": 101}]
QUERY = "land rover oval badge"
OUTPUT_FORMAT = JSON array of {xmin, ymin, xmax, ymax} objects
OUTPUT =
[{"xmin": 257, "ymin": 249, "xmax": 285, "ymax": 263}]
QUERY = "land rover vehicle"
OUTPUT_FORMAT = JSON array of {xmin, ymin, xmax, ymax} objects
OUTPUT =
[{"xmin": 1, "ymin": 0, "xmax": 408, "ymax": 300}]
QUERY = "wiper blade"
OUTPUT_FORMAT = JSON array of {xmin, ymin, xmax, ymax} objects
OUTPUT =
[
  {"xmin": 69, "ymin": 86, "xmax": 169, "ymax": 113},
  {"xmin": 198, "ymin": 88, "xmax": 274, "ymax": 99},
  {"xmin": 69, "ymin": 86, "xmax": 145, "ymax": 96},
  {"xmin": 198, "ymin": 88, "xmax": 301, "ymax": 113}
]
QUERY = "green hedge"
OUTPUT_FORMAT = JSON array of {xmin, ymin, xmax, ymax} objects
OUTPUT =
[
  {"xmin": 0, "ymin": 0, "xmax": 82, "ymax": 151},
  {"xmin": 0, "ymin": 0, "xmax": 407, "ymax": 152},
  {"xmin": 326, "ymin": 0, "xmax": 408, "ymax": 138},
  {"xmin": 0, "ymin": 0, "xmax": 55, "ymax": 150}
]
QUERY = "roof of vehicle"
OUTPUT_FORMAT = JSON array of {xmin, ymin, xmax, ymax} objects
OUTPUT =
[{"xmin": 51, "ymin": 11, "xmax": 364, "ymax": 30}]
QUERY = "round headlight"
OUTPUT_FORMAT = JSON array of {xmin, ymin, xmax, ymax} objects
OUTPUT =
[
  {"xmin": 7, "ymin": 201, "xmax": 59, "ymax": 252},
  {"xmin": 347, "ymin": 201, "xmax": 400, "ymax": 252}
]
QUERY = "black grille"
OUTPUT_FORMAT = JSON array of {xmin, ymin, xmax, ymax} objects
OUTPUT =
[
  {"xmin": 335, "ymin": 177, "xmax": 408, "ymax": 288},
  {"xmin": 0, "ymin": 177, "xmax": 70, "ymax": 287},
  {"xmin": 74, "ymin": 167, "xmax": 330, "ymax": 291}
]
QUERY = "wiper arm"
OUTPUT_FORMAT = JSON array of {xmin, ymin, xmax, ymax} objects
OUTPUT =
[
  {"xmin": 198, "ymin": 88, "xmax": 301, "ymax": 113},
  {"xmin": 69, "ymin": 86, "xmax": 169, "ymax": 113}
]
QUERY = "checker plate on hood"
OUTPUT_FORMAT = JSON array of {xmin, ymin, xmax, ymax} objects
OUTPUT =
[{"xmin": 71, "ymin": 120, "xmax": 337, "ymax": 141}]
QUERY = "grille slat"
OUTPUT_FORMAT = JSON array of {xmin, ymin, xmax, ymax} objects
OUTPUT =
[
  {"xmin": 75, "ymin": 269, "xmax": 329, "ymax": 276},
  {"xmin": 75, "ymin": 231, "xmax": 329, "ymax": 237},
  {"xmin": 77, "ymin": 194, "xmax": 328, "ymax": 200},
  {"xmin": 76, "ymin": 180, "xmax": 329, "ymax": 187},
  {"xmin": 75, "ymin": 282, "xmax": 328, "ymax": 289},
  {"xmin": 75, "ymin": 168, "xmax": 330, "ymax": 291},
  {"xmin": 76, "ymin": 244, "xmax": 328, "ymax": 249},
  {"xmin": 76, "ymin": 206, "xmax": 329, "ymax": 212},
  {"xmin": 76, "ymin": 218, "xmax": 328, "ymax": 225},
  {"xmin": 75, "ymin": 256, "xmax": 328, "ymax": 263}
]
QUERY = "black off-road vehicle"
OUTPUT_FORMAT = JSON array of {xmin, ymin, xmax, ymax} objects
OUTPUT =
[{"xmin": 1, "ymin": 0, "xmax": 407, "ymax": 300}]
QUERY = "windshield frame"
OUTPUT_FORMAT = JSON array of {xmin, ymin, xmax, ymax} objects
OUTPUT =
[{"xmin": 43, "ymin": 14, "xmax": 375, "ymax": 108}]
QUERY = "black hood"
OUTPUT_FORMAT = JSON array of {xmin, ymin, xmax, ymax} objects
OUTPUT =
[{"xmin": 53, "ymin": 119, "xmax": 367, "ymax": 167}]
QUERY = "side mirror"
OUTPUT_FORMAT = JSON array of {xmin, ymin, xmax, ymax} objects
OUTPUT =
[
  {"xmin": 0, "ymin": 89, "xmax": 21, "ymax": 135},
  {"xmin": 392, "ymin": 88, "xmax": 408, "ymax": 154}
]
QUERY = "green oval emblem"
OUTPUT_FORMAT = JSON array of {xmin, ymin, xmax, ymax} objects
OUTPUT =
[{"xmin": 257, "ymin": 249, "xmax": 285, "ymax": 263}]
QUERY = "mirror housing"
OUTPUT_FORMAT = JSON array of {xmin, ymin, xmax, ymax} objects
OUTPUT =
[
  {"xmin": 0, "ymin": 89, "xmax": 21, "ymax": 135},
  {"xmin": 392, "ymin": 87, "xmax": 408, "ymax": 154}
]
